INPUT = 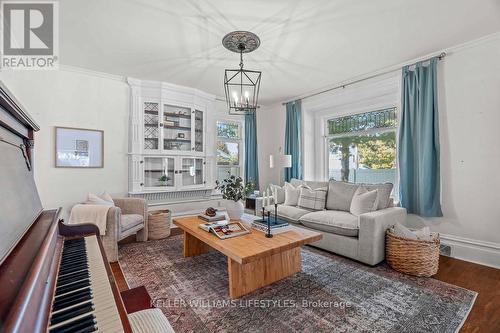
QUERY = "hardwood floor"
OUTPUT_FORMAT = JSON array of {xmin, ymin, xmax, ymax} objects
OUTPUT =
[
  {"xmin": 433, "ymin": 256, "xmax": 500, "ymax": 333},
  {"xmin": 111, "ymin": 232, "xmax": 500, "ymax": 332}
]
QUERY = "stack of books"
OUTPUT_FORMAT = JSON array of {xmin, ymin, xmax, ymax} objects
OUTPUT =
[{"xmin": 251, "ymin": 218, "xmax": 290, "ymax": 235}]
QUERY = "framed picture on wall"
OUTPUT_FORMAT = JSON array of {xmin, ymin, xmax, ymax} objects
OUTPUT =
[{"xmin": 55, "ymin": 127, "xmax": 104, "ymax": 168}]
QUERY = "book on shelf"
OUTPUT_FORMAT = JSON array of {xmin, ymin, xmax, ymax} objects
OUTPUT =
[
  {"xmin": 198, "ymin": 213, "xmax": 226, "ymax": 222},
  {"xmin": 198, "ymin": 221, "xmax": 250, "ymax": 239}
]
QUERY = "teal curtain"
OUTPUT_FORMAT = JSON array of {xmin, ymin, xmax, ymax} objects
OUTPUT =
[
  {"xmin": 244, "ymin": 112, "xmax": 259, "ymax": 188},
  {"xmin": 285, "ymin": 100, "xmax": 302, "ymax": 181},
  {"xmin": 399, "ymin": 57, "xmax": 442, "ymax": 217}
]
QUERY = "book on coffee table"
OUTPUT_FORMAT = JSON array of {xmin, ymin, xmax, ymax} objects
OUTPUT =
[
  {"xmin": 252, "ymin": 218, "xmax": 289, "ymax": 229},
  {"xmin": 199, "ymin": 221, "xmax": 250, "ymax": 239},
  {"xmin": 251, "ymin": 223, "xmax": 292, "ymax": 235}
]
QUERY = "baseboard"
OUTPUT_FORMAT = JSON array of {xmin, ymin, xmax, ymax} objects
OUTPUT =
[{"xmin": 440, "ymin": 233, "xmax": 500, "ymax": 269}]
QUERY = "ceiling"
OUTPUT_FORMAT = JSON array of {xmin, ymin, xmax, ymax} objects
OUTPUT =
[{"xmin": 60, "ymin": 0, "xmax": 500, "ymax": 105}]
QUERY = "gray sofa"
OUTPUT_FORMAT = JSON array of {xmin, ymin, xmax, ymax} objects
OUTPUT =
[{"xmin": 256, "ymin": 179, "xmax": 406, "ymax": 266}]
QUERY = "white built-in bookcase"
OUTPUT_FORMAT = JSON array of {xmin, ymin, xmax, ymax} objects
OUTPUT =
[{"xmin": 127, "ymin": 78, "xmax": 216, "ymax": 202}]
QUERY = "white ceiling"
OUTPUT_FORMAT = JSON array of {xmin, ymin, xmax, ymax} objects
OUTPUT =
[{"xmin": 60, "ymin": 0, "xmax": 500, "ymax": 105}]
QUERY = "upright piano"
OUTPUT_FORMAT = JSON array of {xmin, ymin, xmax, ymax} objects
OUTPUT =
[{"xmin": 0, "ymin": 82, "xmax": 132, "ymax": 332}]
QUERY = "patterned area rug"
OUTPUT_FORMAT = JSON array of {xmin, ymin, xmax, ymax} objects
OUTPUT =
[{"xmin": 119, "ymin": 235, "xmax": 476, "ymax": 333}]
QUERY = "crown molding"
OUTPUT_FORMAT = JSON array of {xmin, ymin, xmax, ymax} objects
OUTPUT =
[{"xmin": 58, "ymin": 64, "xmax": 126, "ymax": 82}]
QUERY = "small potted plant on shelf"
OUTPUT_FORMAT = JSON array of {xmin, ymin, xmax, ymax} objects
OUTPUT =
[
  {"xmin": 158, "ymin": 174, "xmax": 170, "ymax": 186},
  {"xmin": 215, "ymin": 172, "xmax": 247, "ymax": 220}
]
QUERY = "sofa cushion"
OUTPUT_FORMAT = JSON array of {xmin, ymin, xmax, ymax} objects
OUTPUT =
[
  {"xmin": 297, "ymin": 186, "xmax": 327, "ymax": 211},
  {"xmin": 325, "ymin": 180, "xmax": 359, "ymax": 212},
  {"xmin": 283, "ymin": 182, "xmax": 302, "ymax": 206},
  {"xmin": 350, "ymin": 187, "xmax": 378, "ymax": 216},
  {"xmin": 362, "ymin": 183, "xmax": 393, "ymax": 210},
  {"xmin": 264, "ymin": 204, "xmax": 310, "ymax": 222},
  {"xmin": 300, "ymin": 210, "xmax": 359, "ymax": 237},
  {"xmin": 269, "ymin": 184, "xmax": 285, "ymax": 204},
  {"xmin": 121, "ymin": 214, "xmax": 143, "ymax": 233},
  {"xmin": 290, "ymin": 178, "xmax": 328, "ymax": 190}
]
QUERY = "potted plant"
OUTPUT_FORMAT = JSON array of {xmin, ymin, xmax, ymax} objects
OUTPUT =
[
  {"xmin": 215, "ymin": 173, "xmax": 247, "ymax": 220},
  {"xmin": 158, "ymin": 174, "xmax": 170, "ymax": 186}
]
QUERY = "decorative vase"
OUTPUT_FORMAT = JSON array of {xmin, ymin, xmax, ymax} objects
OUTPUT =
[{"xmin": 224, "ymin": 199, "xmax": 244, "ymax": 220}]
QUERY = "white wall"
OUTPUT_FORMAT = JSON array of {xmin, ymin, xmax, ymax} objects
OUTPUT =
[
  {"xmin": 298, "ymin": 34, "xmax": 500, "ymax": 267},
  {"xmin": 0, "ymin": 69, "xmax": 130, "ymax": 219}
]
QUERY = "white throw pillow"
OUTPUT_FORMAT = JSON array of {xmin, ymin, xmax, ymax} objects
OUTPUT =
[
  {"xmin": 269, "ymin": 184, "xmax": 285, "ymax": 204},
  {"xmin": 283, "ymin": 182, "xmax": 302, "ymax": 206},
  {"xmin": 86, "ymin": 192, "xmax": 114, "ymax": 206},
  {"xmin": 298, "ymin": 187, "xmax": 327, "ymax": 211},
  {"xmin": 100, "ymin": 192, "xmax": 115, "ymax": 205},
  {"xmin": 349, "ymin": 186, "xmax": 378, "ymax": 216}
]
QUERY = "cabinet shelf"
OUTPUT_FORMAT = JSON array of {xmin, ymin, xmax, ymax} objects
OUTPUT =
[
  {"xmin": 164, "ymin": 125, "xmax": 191, "ymax": 130},
  {"xmin": 145, "ymin": 169, "xmax": 175, "ymax": 173},
  {"xmin": 164, "ymin": 138, "xmax": 191, "ymax": 143},
  {"xmin": 164, "ymin": 113, "xmax": 191, "ymax": 119}
]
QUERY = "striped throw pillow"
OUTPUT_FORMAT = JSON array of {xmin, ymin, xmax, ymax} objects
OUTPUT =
[{"xmin": 298, "ymin": 186, "xmax": 327, "ymax": 210}]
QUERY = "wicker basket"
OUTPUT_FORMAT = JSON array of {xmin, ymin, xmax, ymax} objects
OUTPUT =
[
  {"xmin": 148, "ymin": 210, "xmax": 171, "ymax": 240},
  {"xmin": 385, "ymin": 229, "xmax": 440, "ymax": 277}
]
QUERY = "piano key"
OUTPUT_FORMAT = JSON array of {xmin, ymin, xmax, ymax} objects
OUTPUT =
[
  {"xmin": 52, "ymin": 288, "xmax": 92, "ymax": 312},
  {"xmin": 58, "ymin": 263, "xmax": 89, "ymax": 276},
  {"xmin": 55, "ymin": 278, "xmax": 90, "ymax": 295},
  {"xmin": 56, "ymin": 271, "xmax": 90, "ymax": 286},
  {"xmin": 50, "ymin": 301, "xmax": 94, "ymax": 325},
  {"xmin": 49, "ymin": 313, "xmax": 96, "ymax": 333},
  {"xmin": 49, "ymin": 236, "xmax": 124, "ymax": 333},
  {"xmin": 57, "ymin": 266, "xmax": 88, "ymax": 279}
]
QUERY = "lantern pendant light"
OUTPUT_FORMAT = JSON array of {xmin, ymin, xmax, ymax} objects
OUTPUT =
[{"xmin": 222, "ymin": 31, "xmax": 262, "ymax": 115}]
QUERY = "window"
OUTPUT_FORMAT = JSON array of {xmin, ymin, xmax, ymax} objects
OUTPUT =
[
  {"xmin": 216, "ymin": 121, "xmax": 242, "ymax": 182},
  {"xmin": 327, "ymin": 108, "xmax": 397, "ymax": 190}
]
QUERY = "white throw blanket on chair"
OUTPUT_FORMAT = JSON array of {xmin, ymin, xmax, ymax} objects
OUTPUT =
[{"xmin": 69, "ymin": 204, "xmax": 110, "ymax": 235}]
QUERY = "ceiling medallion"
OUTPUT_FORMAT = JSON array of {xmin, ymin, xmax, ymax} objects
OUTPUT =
[{"xmin": 223, "ymin": 31, "xmax": 262, "ymax": 115}]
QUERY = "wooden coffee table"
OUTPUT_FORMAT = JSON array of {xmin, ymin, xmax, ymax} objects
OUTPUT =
[{"xmin": 173, "ymin": 216, "xmax": 322, "ymax": 299}]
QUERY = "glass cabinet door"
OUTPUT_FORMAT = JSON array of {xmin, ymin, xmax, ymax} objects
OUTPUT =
[
  {"xmin": 194, "ymin": 110, "xmax": 204, "ymax": 152},
  {"xmin": 143, "ymin": 102, "xmax": 160, "ymax": 151},
  {"xmin": 144, "ymin": 157, "xmax": 175, "ymax": 189},
  {"xmin": 180, "ymin": 157, "xmax": 204, "ymax": 187},
  {"xmin": 162, "ymin": 104, "xmax": 192, "ymax": 151}
]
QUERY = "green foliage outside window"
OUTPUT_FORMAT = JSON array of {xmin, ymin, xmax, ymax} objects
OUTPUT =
[{"xmin": 328, "ymin": 108, "xmax": 397, "ymax": 182}]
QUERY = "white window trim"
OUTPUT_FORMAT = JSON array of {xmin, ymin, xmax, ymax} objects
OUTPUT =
[{"xmin": 215, "ymin": 119, "xmax": 245, "ymax": 181}]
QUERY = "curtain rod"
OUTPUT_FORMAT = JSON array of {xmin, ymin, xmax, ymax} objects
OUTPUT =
[{"xmin": 281, "ymin": 52, "xmax": 446, "ymax": 105}]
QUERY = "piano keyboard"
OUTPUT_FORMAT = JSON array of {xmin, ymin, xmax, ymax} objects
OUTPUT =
[{"xmin": 49, "ymin": 236, "xmax": 124, "ymax": 333}]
